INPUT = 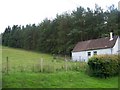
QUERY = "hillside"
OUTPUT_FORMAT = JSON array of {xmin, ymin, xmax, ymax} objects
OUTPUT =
[{"xmin": 2, "ymin": 46, "xmax": 118, "ymax": 88}]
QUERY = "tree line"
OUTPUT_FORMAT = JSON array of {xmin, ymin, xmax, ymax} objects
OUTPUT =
[{"xmin": 2, "ymin": 5, "xmax": 120, "ymax": 56}]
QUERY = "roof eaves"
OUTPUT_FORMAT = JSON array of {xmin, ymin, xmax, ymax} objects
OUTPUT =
[{"xmin": 72, "ymin": 47, "xmax": 112, "ymax": 52}]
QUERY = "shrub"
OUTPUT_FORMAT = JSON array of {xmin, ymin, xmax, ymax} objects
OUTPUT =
[{"xmin": 87, "ymin": 54, "xmax": 119, "ymax": 78}]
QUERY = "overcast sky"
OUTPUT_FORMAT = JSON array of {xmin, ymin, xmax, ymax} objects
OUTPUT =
[{"xmin": 0, "ymin": 0, "xmax": 119, "ymax": 33}]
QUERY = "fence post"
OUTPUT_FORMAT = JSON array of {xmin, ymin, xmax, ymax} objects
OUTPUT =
[
  {"xmin": 6, "ymin": 57, "xmax": 9, "ymax": 74},
  {"xmin": 40, "ymin": 58, "xmax": 43, "ymax": 72},
  {"xmin": 20, "ymin": 64, "xmax": 23, "ymax": 72},
  {"xmin": 65, "ymin": 55, "xmax": 67, "ymax": 72},
  {"xmin": 32, "ymin": 64, "xmax": 35, "ymax": 72},
  {"xmin": 53, "ymin": 60, "xmax": 56, "ymax": 73}
]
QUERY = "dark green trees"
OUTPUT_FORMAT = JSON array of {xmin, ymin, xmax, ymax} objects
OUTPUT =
[{"xmin": 2, "ymin": 5, "xmax": 119, "ymax": 56}]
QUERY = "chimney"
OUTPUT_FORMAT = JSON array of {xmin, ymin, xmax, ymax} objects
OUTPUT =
[{"xmin": 110, "ymin": 32, "xmax": 113, "ymax": 41}]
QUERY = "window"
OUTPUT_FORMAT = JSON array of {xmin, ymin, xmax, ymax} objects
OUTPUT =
[
  {"xmin": 88, "ymin": 52, "xmax": 91, "ymax": 56},
  {"xmin": 94, "ymin": 51, "xmax": 97, "ymax": 55}
]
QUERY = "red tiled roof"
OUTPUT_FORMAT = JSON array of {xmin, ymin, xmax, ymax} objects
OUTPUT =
[{"xmin": 72, "ymin": 36, "xmax": 118, "ymax": 52}]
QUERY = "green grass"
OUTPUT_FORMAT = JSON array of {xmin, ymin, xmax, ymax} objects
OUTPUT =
[
  {"xmin": 3, "ymin": 71, "xmax": 118, "ymax": 88},
  {"xmin": 0, "ymin": 45, "xmax": 2, "ymax": 89},
  {"xmin": 1, "ymin": 46, "xmax": 118, "ymax": 88}
]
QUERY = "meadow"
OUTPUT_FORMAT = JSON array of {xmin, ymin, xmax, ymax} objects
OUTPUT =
[{"xmin": 1, "ymin": 46, "xmax": 118, "ymax": 88}]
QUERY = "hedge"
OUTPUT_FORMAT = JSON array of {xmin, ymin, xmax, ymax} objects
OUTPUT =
[{"xmin": 87, "ymin": 54, "xmax": 120, "ymax": 78}]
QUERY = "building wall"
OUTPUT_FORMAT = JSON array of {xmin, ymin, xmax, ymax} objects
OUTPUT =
[
  {"xmin": 72, "ymin": 37, "xmax": 120, "ymax": 62},
  {"xmin": 72, "ymin": 48, "xmax": 112, "ymax": 62},
  {"xmin": 118, "ymin": 37, "xmax": 120, "ymax": 54},
  {"xmin": 0, "ymin": 35, "xmax": 2, "ymax": 45},
  {"xmin": 112, "ymin": 37, "xmax": 119, "ymax": 54}
]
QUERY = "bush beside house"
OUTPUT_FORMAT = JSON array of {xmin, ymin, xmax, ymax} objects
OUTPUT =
[{"xmin": 87, "ymin": 55, "xmax": 119, "ymax": 78}]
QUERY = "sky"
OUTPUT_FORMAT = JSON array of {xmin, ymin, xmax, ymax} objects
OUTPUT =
[{"xmin": 0, "ymin": 0, "xmax": 119, "ymax": 33}]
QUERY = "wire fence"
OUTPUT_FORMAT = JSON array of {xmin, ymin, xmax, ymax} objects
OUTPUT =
[{"xmin": 2, "ymin": 56, "xmax": 87, "ymax": 74}]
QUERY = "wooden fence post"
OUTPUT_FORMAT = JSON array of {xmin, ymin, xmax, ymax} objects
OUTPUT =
[
  {"xmin": 40, "ymin": 58, "xmax": 43, "ymax": 72},
  {"xmin": 20, "ymin": 64, "xmax": 23, "ymax": 72},
  {"xmin": 65, "ymin": 55, "xmax": 67, "ymax": 72},
  {"xmin": 32, "ymin": 64, "xmax": 35, "ymax": 72},
  {"xmin": 6, "ymin": 57, "xmax": 9, "ymax": 74},
  {"xmin": 53, "ymin": 60, "xmax": 56, "ymax": 73}
]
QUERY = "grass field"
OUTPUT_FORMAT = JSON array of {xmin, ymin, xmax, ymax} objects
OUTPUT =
[
  {"xmin": 0, "ymin": 45, "xmax": 2, "ymax": 89},
  {"xmin": 1, "ymin": 46, "xmax": 118, "ymax": 88}
]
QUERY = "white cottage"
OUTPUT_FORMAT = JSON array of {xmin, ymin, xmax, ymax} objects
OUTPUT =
[{"xmin": 72, "ymin": 32, "xmax": 120, "ymax": 62}]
